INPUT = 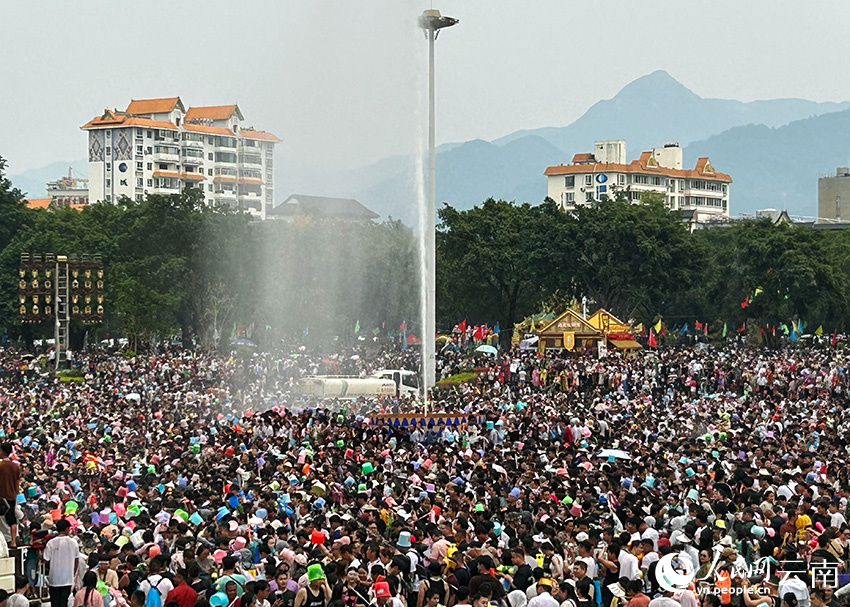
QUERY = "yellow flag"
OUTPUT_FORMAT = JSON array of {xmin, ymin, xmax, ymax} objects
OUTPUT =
[
  {"xmin": 815, "ymin": 325, "xmax": 823, "ymax": 336},
  {"xmin": 654, "ymin": 319, "xmax": 662, "ymax": 332},
  {"xmin": 530, "ymin": 318, "xmax": 536, "ymax": 332},
  {"xmin": 634, "ymin": 323, "xmax": 644, "ymax": 334}
]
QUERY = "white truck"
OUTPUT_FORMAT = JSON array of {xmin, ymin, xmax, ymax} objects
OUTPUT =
[{"xmin": 299, "ymin": 369, "xmax": 419, "ymax": 398}]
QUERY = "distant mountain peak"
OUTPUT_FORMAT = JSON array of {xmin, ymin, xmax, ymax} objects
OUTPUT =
[{"xmin": 613, "ymin": 69, "xmax": 699, "ymax": 101}]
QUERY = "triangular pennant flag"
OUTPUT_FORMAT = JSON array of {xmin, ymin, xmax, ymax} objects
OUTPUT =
[
  {"xmin": 722, "ymin": 323, "xmax": 727, "ymax": 337},
  {"xmin": 354, "ymin": 319, "xmax": 360, "ymax": 334},
  {"xmin": 654, "ymin": 319, "xmax": 662, "ymax": 332},
  {"xmin": 815, "ymin": 325, "xmax": 823, "ymax": 336}
]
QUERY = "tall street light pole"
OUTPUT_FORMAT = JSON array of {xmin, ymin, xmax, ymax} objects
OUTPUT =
[{"xmin": 419, "ymin": 9, "xmax": 458, "ymax": 404}]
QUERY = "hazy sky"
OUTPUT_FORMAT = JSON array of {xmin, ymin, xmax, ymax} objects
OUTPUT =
[{"xmin": 3, "ymin": 0, "xmax": 850, "ymax": 182}]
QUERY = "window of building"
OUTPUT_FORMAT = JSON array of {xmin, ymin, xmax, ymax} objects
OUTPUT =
[
  {"xmin": 105, "ymin": 194, "xmax": 111, "ymax": 202},
  {"xmin": 106, "ymin": 131, "xmax": 111, "ymax": 139},
  {"xmin": 136, "ymin": 161, "xmax": 143, "ymax": 171},
  {"xmin": 135, "ymin": 130, "xmax": 143, "ymax": 140},
  {"xmin": 136, "ymin": 178, "xmax": 143, "ymax": 187},
  {"xmin": 208, "ymin": 153, "xmax": 214, "ymax": 161},
  {"xmin": 159, "ymin": 163, "xmax": 168, "ymax": 170},
  {"xmin": 136, "ymin": 145, "xmax": 143, "ymax": 156},
  {"xmin": 215, "ymin": 152, "xmax": 238, "ymax": 163},
  {"xmin": 208, "ymin": 137, "xmax": 214, "ymax": 145},
  {"xmin": 175, "ymin": 117, "xmax": 181, "ymax": 127},
  {"xmin": 106, "ymin": 163, "xmax": 111, "ymax": 172},
  {"xmin": 147, "ymin": 179, "xmax": 153, "ymax": 187},
  {"xmin": 106, "ymin": 179, "xmax": 111, "ymax": 186},
  {"xmin": 105, "ymin": 146, "xmax": 111, "ymax": 156},
  {"xmin": 147, "ymin": 163, "xmax": 152, "ymax": 170},
  {"xmin": 565, "ymin": 192, "xmax": 575, "ymax": 203},
  {"xmin": 598, "ymin": 185, "xmax": 607, "ymax": 194},
  {"xmin": 679, "ymin": 180, "xmax": 685, "ymax": 190},
  {"xmin": 147, "ymin": 130, "xmax": 152, "ymax": 138},
  {"xmin": 585, "ymin": 191, "xmax": 594, "ymax": 202},
  {"xmin": 136, "ymin": 194, "xmax": 143, "ymax": 202},
  {"xmin": 208, "ymin": 184, "xmax": 213, "ymax": 192},
  {"xmin": 564, "ymin": 176, "xmax": 575, "ymax": 187},
  {"xmin": 584, "ymin": 174, "xmax": 592, "ymax": 186},
  {"xmin": 208, "ymin": 169, "xmax": 213, "ymax": 176},
  {"xmin": 146, "ymin": 146, "xmax": 152, "ymax": 154},
  {"xmin": 618, "ymin": 174, "xmax": 625, "ymax": 185}
]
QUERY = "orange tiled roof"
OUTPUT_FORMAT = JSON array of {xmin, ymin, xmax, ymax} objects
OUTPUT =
[
  {"xmin": 81, "ymin": 114, "xmax": 177, "ymax": 130},
  {"xmin": 572, "ymin": 153, "xmax": 594, "ymax": 163},
  {"xmin": 237, "ymin": 177, "xmax": 263, "ymax": 185},
  {"xmin": 213, "ymin": 175, "xmax": 237, "ymax": 182},
  {"xmin": 152, "ymin": 171, "xmax": 183, "ymax": 179},
  {"xmin": 24, "ymin": 198, "xmax": 52, "ymax": 210},
  {"xmin": 544, "ymin": 155, "xmax": 732, "ymax": 183},
  {"xmin": 69, "ymin": 203, "xmax": 86, "ymax": 211},
  {"xmin": 125, "ymin": 97, "xmax": 181, "ymax": 115},
  {"xmin": 181, "ymin": 173, "xmax": 205, "ymax": 180},
  {"xmin": 239, "ymin": 128, "xmax": 281, "ymax": 142},
  {"xmin": 183, "ymin": 123, "xmax": 234, "ymax": 136},
  {"xmin": 185, "ymin": 104, "xmax": 240, "ymax": 121}
]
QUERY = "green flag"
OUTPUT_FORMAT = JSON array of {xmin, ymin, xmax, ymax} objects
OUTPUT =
[
  {"xmin": 722, "ymin": 322, "xmax": 727, "ymax": 337},
  {"xmin": 372, "ymin": 327, "xmax": 380, "ymax": 336},
  {"xmin": 354, "ymin": 320, "xmax": 360, "ymax": 334}
]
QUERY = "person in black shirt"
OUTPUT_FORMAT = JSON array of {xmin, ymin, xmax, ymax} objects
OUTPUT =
[
  {"xmin": 573, "ymin": 561, "xmax": 594, "ymax": 607},
  {"xmin": 508, "ymin": 549, "xmax": 533, "ymax": 592}
]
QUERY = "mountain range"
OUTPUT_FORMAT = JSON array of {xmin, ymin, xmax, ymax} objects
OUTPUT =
[{"xmin": 10, "ymin": 71, "xmax": 850, "ymax": 222}]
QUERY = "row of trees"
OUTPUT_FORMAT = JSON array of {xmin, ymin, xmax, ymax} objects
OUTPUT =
[
  {"xmin": 0, "ymin": 158, "xmax": 418, "ymax": 350},
  {"xmin": 436, "ymin": 193, "xmax": 850, "ymax": 337},
  {"xmin": 4, "ymin": 151, "xmax": 849, "ymax": 350}
]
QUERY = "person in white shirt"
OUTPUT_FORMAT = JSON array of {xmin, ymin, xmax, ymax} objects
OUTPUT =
[
  {"xmin": 778, "ymin": 572, "xmax": 810, "ymax": 607},
  {"xmin": 44, "ymin": 519, "xmax": 80, "ymax": 607},
  {"xmin": 139, "ymin": 559, "xmax": 174, "ymax": 605},
  {"xmin": 618, "ymin": 544, "xmax": 639, "ymax": 581},
  {"xmin": 528, "ymin": 580, "xmax": 560, "ymax": 607}
]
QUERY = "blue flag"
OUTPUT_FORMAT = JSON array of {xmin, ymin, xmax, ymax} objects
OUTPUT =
[
  {"xmin": 493, "ymin": 322, "xmax": 500, "ymax": 335},
  {"xmin": 680, "ymin": 323, "xmax": 688, "ymax": 335},
  {"xmin": 790, "ymin": 325, "xmax": 798, "ymax": 342}
]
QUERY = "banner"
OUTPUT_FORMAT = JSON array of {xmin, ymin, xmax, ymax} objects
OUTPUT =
[{"xmin": 563, "ymin": 331, "xmax": 575, "ymax": 351}]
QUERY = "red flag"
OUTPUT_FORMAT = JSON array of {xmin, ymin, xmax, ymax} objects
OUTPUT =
[
  {"xmin": 399, "ymin": 321, "xmax": 405, "ymax": 332},
  {"xmin": 737, "ymin": 322, "xmax": 746, "ymax": 333},
  {"xmin": 695, "ymin": 321, "xmax": 702, "ymax": 330},
  {"xmin": 740, "ymin": 296, "xmax": 749, "ymax": 309},
  {"xmin": 648, "ymin": 330, "xmax": 657, "ymax": 348},
  {"xmin": 703, "ymin": 323, "xmax": 708, "ymax": 336},
  {"xmin": 832, "ymin": 331, "xmax": 838, "ymax": 346},
  {"xmin": 661, "ymin": 323, "xmax": 667, "ymax": 336},
  {"xmin": 473, "ymin": 325, "xmax": 485, "ymax": 341},
  {"xmin": 458, "ymin": 319, "xmax": 467, "ymax": 333}
]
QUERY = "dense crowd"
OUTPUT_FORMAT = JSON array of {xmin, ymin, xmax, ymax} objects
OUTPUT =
[{"xmin": 0, "ymin": 343, "xmax": 849, "ymax": 607}]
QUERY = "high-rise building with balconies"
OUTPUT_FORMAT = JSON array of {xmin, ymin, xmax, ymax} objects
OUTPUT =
[{"xmin": 81, "ymin": 97, "xmax": 279, "ymax": 219}]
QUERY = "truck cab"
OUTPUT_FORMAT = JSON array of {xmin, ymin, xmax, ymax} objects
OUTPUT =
[{"xmin": 373, "ymin": 369, "xmax": 420, "ymax": 396}]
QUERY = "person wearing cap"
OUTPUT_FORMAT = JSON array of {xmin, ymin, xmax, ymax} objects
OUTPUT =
[
  {"xmin": 294, "ymin": 564, "xmax": 331, "ymax": 607},
  {"xmin": 94, "ymin": 554, "xmax": 119, "ymax": 589},
  {"xmin": 527, "ymin": 579, "xmax": 558, "ymax": 607}
]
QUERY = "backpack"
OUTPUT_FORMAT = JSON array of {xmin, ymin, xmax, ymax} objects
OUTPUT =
[{"xmin": 145, "ymin": 577, "xmax": 165, "ymax": 607}]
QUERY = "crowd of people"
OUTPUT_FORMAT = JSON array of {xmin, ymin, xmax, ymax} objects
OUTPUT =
[{"xmin": 0, "ymin": 341, "xmax": 849, "ymax": 607}]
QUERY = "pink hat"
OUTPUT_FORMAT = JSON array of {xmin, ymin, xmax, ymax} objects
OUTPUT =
[
  {"xmin": 231, "ymin": 537, "xmax": 247, "ymax": 551},
  {"xmin": 213, "ymin": 549, "xmax": 227, "ymax": 563},
  {"xmin": 281, "ymin": 548, "xmax": 295, "ymax": 561},
  {"xmin": 570, "ymin": 504, "xmax": 582, "ymax": 517}
]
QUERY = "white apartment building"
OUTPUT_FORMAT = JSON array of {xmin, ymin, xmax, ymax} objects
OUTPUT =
[
  {"xmin": 82, "ymin": 97, "xmax": 279, "ymax": 219},
  {"xmin": 545, "ymin": 141, "xmax": 732, "ymax": 220}
]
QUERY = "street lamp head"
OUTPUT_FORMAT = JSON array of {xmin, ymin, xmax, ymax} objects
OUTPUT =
[{"xmin": 419, "ymin": 9, "xmax": 459, "ymax": 32}]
